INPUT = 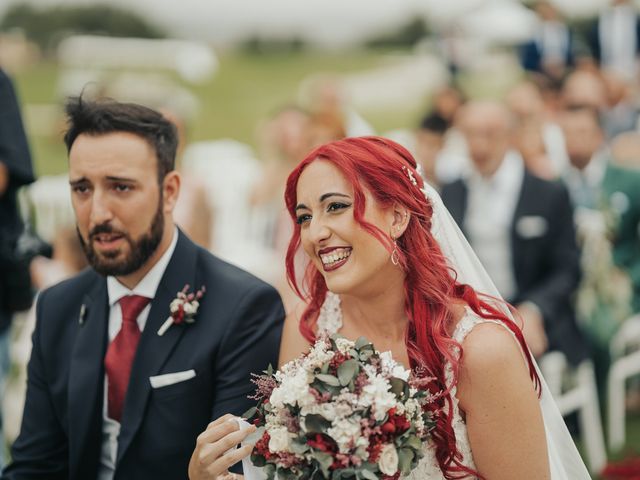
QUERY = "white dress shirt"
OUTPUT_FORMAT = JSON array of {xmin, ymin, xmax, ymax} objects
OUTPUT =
[
  {"xmin": 600, "ymin": 5, "xmax": 638, "ymax": 79},
  {"xmin": 464, "ymin": 151, "xmax": 525, "ymax": 300},
  {"xmin": 98, "ymin": 228, "xmax": 178, "ymax": 480},
  {"xmin": 563, "ymin": 149, "xmax": 608, "ymax": 210},
  {"xmin": 538, "ymin": 20, "xmax": 569, "ymax": 66}
]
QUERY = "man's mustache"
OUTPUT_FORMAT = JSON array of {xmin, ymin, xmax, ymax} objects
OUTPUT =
[{"xmin": 88, "ymin": 223, "xmax": 128, "ymax": 240}]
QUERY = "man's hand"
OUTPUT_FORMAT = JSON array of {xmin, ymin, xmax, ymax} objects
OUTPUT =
[
  {"xmin": 188, "ymin": 414, "xmax": 255, "ymax": 480},
  {"xmin": 0, "ymin": 161, "xmax": 9, "ymax": 197},
  {"xmin": 517, "ymin": 302, "xmax": 549, "ymax": 358}
]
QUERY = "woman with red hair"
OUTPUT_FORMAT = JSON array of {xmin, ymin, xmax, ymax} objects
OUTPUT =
[{"xmin": 190, "ymin": 136, "xmax": 589, "ymax": 479}]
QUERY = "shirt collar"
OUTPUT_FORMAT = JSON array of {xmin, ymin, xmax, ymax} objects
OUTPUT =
[
  {"xmin": 466, "ymin": 149, "xmax": 524, "ymax": 190},
  {"xmin": 565, "ymin": 147, "xmax": 608, "ymax": 187},
  {"xmin": 107, "ymin": 227, "xmax": 179, "ymax": 306}
]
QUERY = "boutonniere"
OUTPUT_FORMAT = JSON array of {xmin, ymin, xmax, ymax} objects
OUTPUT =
[{"xmin": 157, "ymin": 284, "xmax": 206, "ymax": 336}]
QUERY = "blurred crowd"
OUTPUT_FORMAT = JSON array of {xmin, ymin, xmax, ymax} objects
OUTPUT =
[{"xmin": 2, "ymin": 0, "xmax": 640, "ymax": 474}]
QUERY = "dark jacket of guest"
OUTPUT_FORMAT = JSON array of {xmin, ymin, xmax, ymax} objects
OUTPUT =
[{"xmin": 0, "ymin": 68, "xmax": 35, "ymax": 330}]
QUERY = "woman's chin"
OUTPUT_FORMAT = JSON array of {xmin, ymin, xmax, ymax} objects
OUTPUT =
[{"xmin": 323, "ymin": 275, "xmax": 354, "ymax": 295}]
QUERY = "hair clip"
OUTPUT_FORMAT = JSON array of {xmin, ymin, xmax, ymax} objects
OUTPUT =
[{"xmin": 402, "ymin": 165, "xmax": 418, "ymax": 187}]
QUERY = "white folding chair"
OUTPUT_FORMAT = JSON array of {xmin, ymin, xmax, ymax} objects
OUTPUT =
[
  {"xmin": 25, "ymin": 175, "xmax": 75, "ymax": 243},
  {"xmin": 181, "ymin": 140, "xmax": 273, "ymax": 270},
  {"xmin": 539, "ymin": 352, "xmax": 607, "ymax": 474},
  {"xmin": 607, "ymin": 314, "xmax": 640, "ymax": 451}
]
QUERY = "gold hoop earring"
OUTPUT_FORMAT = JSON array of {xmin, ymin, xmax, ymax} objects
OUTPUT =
[{"xmin": 391, "ymin": 238, "xmax": 400, "ymax": 266}]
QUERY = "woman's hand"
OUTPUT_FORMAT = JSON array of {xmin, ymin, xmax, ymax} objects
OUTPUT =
[{"xmin": 188, "ymin": 413, "xmax": 257, "ymax": 480}]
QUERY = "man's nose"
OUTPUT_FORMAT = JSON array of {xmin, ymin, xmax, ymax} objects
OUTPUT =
[{"xmin": 89, "ymin": 190, "xmax": 114, "ymax": 226}]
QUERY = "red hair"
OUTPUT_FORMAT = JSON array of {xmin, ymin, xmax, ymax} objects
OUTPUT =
[{"xmin": 284, "ymin": 136, "xmax": 540, "ymax": 479}]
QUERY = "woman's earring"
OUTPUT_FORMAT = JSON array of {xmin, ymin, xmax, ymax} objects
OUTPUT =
[{"xmin": 391, "ymin": 237, "xmax": 400, "ymax": 266}]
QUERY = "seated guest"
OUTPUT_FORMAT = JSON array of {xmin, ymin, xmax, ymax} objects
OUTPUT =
[{"xmin": 441, "ymin": 100, "xmax": 588, "ymax": 366}]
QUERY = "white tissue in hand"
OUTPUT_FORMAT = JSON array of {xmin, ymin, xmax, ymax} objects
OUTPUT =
[{"xmin": 235, "ymin": 418, "xmax": 267, "ymax": 480}]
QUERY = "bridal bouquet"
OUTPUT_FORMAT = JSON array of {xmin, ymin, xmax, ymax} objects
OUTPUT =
[{"xmin": 245, "ymin": 335, "xmax": 441, "ymax": 480}]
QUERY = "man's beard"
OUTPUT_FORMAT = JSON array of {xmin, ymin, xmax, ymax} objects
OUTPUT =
[{"xmin": 77, "ymin": 201, "xmax": 164, "ymax": 277}]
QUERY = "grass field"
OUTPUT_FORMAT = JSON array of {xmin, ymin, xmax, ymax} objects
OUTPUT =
[{"xmin": 12, "ymin": 49, "xmax": 426, "ymax": 176}]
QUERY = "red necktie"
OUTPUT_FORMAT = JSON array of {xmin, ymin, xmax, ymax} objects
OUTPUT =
[{"xmin": 104, "ymin": 295, "xmax": 150, "ymax": 422}]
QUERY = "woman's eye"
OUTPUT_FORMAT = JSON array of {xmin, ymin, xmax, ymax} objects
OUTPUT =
[
  {"xmin": 296, "ymin": 214, "xmax": 312, "ymax": 225},
  {"xmin": 327, "ymin": 202, "xmax": 350, "ymax": 212}
]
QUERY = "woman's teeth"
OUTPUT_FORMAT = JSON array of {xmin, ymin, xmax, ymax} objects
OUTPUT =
[{"xmin": 320, "ymin": 248, "xmax": 351, "ymax": 266}]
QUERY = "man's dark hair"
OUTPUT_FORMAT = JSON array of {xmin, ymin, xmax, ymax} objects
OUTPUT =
[
  {"xmin": 63, "ymin": 96, "xmax": 178, "ymax": 181},
  {"xmin": 419, "ymin": 112, "xmax": 449, "ymax": 135}
]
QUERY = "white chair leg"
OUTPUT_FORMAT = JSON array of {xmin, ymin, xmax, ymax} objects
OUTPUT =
[
  {"xmin": 607, "ymin": 350, "xmax": 640, "ymax": 452},
  {"xmin": 577, "ymin": 361, "xmax": 607, "ymax": 475},
  {"xmin": 539, "ymin": 351, "xmax": 567, "ymax": 397}
]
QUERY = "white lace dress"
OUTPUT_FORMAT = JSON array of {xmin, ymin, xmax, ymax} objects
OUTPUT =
[{"xmin": 317, "ymin": 292, "xmax": 482, "ymax": 479}]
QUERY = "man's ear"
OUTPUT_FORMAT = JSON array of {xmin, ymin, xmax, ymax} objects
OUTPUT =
[
  {"xmin": 390, "ymin": 203, "xmax": 410, "ymax": 239},
  {"xmin": 162, "ymin": 171, "xmax": 181, "ymax": 214}
]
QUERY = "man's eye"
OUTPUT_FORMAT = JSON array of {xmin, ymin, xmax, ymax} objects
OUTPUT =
[
  {"xmin": 72, "ymin": 185, "xmax": 89, "ymax": 194},
  {"xmin": 296, "ymin": 214, "xmax": 311, "ymax": 225},
  {"xmin": 327, "ymin": 202, "xmax": 350, "ymax": 212},
  {"xmin": 114, "ymin": 184, "xmax": 132, "ymax": 192}
]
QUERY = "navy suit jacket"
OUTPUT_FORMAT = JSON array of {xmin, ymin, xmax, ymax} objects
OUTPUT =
[
  {"xmin": 3, "ymin": 230, "xmax": 284, "ymax": 480},
  {"xmin": 441, "ymin": 172, "xmax": 589, "ymax": 365}
]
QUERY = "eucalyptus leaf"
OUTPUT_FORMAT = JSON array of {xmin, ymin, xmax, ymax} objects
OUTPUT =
[
  {"xmin": 355, "ymin": 336, "xmax": 370, "ymax": 349},
  {"xmin": 305, "ymin": 414, "xmax": 332, "ymax": 433},
  {"xmin": 340, "ymin": 468, "xmax": 357, "ymax": 478},
  {"xmin": 316, "ymin": 374, "xmax": 341, "ymax": 387},
  {"xmin": 290, "ymin": 439, "xmax": 310, "ymax": 455},
  {"xmin": 338, "ymin": 359, "xmax": 359, "ymax": 386},
  {"xmin": 263, "ymin": 464, "xmax": 276, "ymax": 480},
  {"xmin": 398, "ymin": 448, "xmax": 415, "ymax": 473},
  {"xmin": 242, "ymin": 406, "xmax": 258, "ymax": 419},
  {"xmin": 389, "ymin": 377, "xmax": 406, "ymax": 397},
  {"xmin": 315, "ymin": 451, "xmax": 333, "ymax": 477},
  {"xmin": 359, "ymin": 351, "xmax": 373, "ymax": 362},
  {"xmin": 404, "ymin": 435, "xmax": 423, "ymax": 450},
  {"xmin": 359, "ymin": 468, "xmax": 378, "ymax": 480}
]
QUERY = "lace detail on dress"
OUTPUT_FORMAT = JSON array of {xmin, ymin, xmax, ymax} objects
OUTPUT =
[{"xmin": 316, "ymin": 291, "xmax": 342, "ymax": 336}]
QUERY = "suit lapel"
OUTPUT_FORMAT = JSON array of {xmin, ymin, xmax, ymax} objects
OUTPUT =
[
  {"xmin": 445, "ymin": 180, "xmax": 468, "ymax": 232},
  {"xmin": 510, "ymin": 171, "xmax": 531, "ymax": 282},
  {"xmin": 116, "ymin": 231, "xmax": 199, "ymax": 464},
  {"xmin": 68, "ymin": 275, "xmax": 109, "ymax": 474}
]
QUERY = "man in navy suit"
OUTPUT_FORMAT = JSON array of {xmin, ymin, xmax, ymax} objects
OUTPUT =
[
  {"xmin": 441, "ymin": 100, "xmax": 588, "ymax": 366},
  {"xmin": 519, "ymin": 1, "xmax": 574, "ymax": 80},
  {"xmin": 2, "ymin": 97, "xmax": 284, "ymax": 480}
]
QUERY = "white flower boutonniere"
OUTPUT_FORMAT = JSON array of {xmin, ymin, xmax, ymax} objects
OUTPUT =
[{"xmin": 157, "ymin": 284, "xmax": 206, "ymax": 336}]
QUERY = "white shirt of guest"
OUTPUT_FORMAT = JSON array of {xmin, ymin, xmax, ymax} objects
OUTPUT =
[
  {"xmin": 98, "ymin": 228, "xmax": 178, "ymax": 480},
  {"xmin": 538, "ymin": 20, "xmax": 569, "ymax": 65},
  {"xmin": 464, "ymin": 150, "xmax": 525, "ymax": 301},
  {"xmin": 600, "ymin": 5, "xmax": 638, "ymax": 79},
  {"xmin": 563, "ymin": 148, "xmax": 608, "ymax": 210}
]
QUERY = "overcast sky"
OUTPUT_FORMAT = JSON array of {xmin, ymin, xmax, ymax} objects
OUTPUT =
[{"xmin": 1, "ymin": 0, "xmax": 615, "ymax": 47}]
